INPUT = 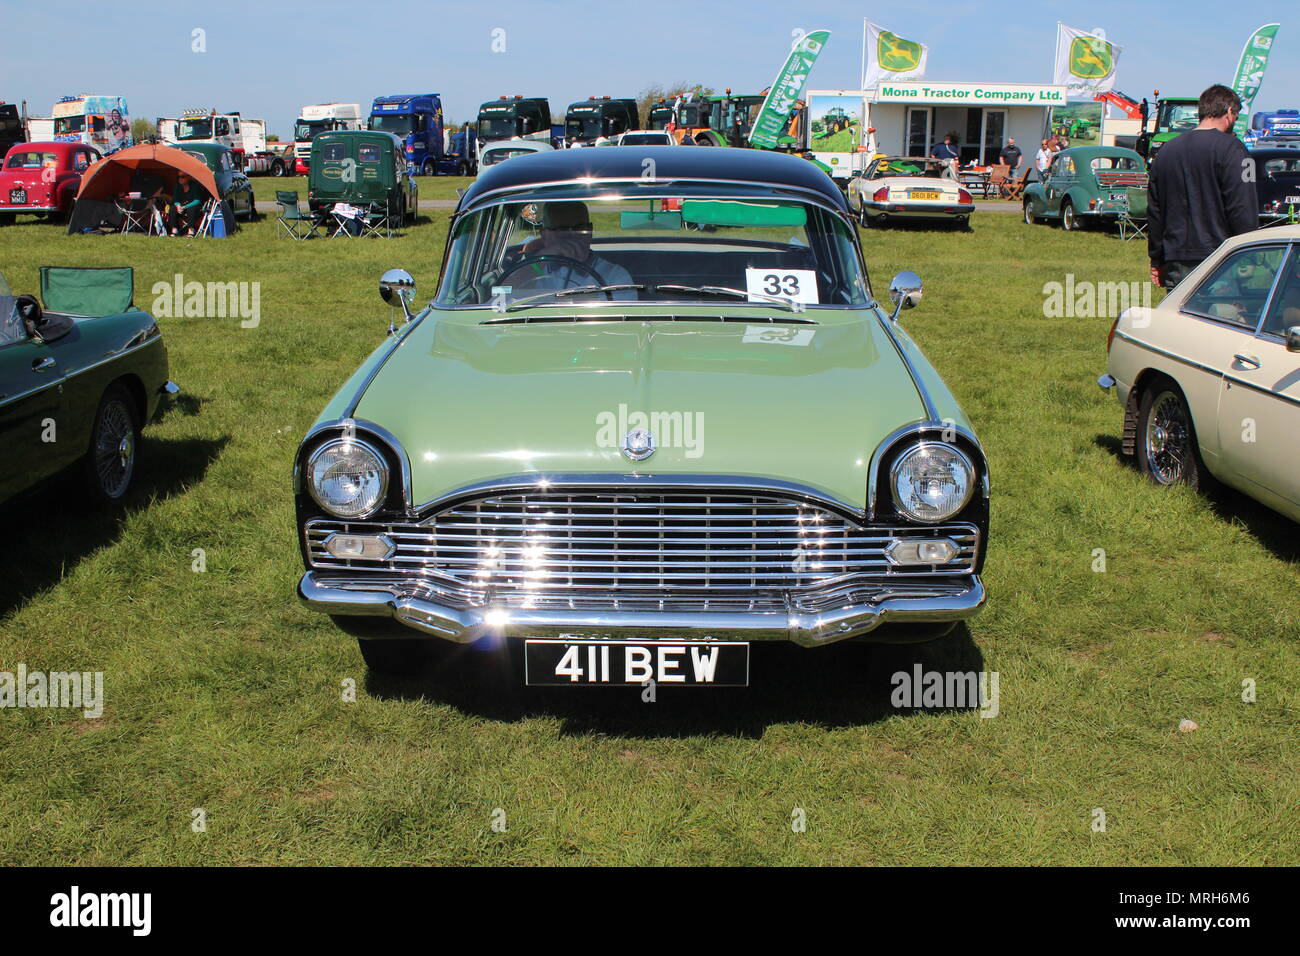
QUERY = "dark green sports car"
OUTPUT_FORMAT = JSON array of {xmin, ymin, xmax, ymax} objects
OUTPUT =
[{"xmin": 0, "ymin": 267, "xmax": 176, "ymax": 505}]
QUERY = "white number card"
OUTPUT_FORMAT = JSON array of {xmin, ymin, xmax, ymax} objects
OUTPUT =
[{"xmin": 744, "ymin": 268, "xmax": 819, "ymax": 305}]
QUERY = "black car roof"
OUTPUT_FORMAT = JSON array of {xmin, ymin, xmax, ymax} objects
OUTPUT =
[{"xmin": 459, "ymin": 146, "xmax": 847, "ymax": 212}]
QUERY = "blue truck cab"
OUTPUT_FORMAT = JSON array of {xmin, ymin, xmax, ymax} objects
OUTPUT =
[
  {"xmin": 1249, "ymin": 109, "xmax": 1300, "ymax": 146},
  {"xmin": 368, "ymin": 94, "xmax": 476, "ymax": 176}
]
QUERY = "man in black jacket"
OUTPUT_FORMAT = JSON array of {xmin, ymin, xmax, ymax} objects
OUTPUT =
[{"xmin": 1147, "ymin": 85, "xmax": 1257, "ymax": 289}]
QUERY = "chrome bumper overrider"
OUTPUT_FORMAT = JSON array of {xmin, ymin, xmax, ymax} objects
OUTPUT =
[{"xmin": 299, "ymin": 571, "xmax": 986, "ymax": 647}]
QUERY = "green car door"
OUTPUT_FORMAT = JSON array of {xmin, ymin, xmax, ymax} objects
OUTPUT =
[{"xmin": 0, "ymin": 307, "xmax": 64, "ymax": 501}]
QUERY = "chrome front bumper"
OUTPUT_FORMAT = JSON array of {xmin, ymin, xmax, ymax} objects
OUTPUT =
[{"xmin": 299, "ymin": 571, "xmax": 986, "ymax": 648}]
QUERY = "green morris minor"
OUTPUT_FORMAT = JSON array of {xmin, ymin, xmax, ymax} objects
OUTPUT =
[
  {"xmin": 294, "ymin": 148, "xmax": 990, "ymax": 681},
  {"xmin": 1023, "ymin": 145, "xmax": 1148, "ymax": 232}
]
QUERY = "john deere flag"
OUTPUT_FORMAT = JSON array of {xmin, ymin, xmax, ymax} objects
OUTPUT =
[
  {"xmin": 1053, "ymin": 24, "xmax": 1121, "ymax": 97},
  {"xmin": 861, "ymin": 21, "xmax": 927, "ymax": 89},
  {"xmin": 749, "ymin": 29, "xmax": 831, "ymax": 149},
  {"xmin": 1231, "ymin": 23, "xmax": 1280, "ymax": 138}
]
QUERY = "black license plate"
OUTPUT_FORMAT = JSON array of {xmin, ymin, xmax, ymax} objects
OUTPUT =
[
  {"xmin": 9, "ymin": 189, "xmax": 26, "ymax": 205},
  {"xmin": 524, "ymin": 639, "xmax": 749, "ymax": 686}
]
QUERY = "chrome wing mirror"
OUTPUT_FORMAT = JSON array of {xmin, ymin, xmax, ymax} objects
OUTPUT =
[
  {"xmin": 379, "ymin": 268, "xmax": 416, "ymax": 332},
  {"xmin": 888, "ymin": 271, "xmax": 922, "ymax": 323},
  {"xmin": 1286, "ymin": 326, "xmax": 1300, "ymax": 353}
]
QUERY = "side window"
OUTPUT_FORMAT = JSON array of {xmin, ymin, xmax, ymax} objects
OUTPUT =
[
  {"xmin": 1261, "ymin": 247, "xmax": 1300, "ymax": 336},
  {"xmin": 1182, "ymin": 245, "xmax": 1287, "ymax": 327},
  {"xmin": 217, "ymin": 118, "xmax": 230, "ymax": 137},
  {"xmin": 0, "ymin": 296, "xmax": 29, "ymax": 347}
]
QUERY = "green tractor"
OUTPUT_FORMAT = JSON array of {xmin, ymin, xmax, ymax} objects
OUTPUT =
[{"xmin": 1136, "ymin": 95, "xmax": 1199, "ymax": 163}]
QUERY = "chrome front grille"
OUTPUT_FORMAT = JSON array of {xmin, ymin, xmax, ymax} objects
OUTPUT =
[{"xmin": 305, "ymin": 491, "xmax": 978, "ymax": 605}]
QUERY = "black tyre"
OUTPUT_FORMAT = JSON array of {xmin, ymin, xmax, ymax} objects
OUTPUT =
[
  {"xmin": 1060, "ymin": 199, "xmax": 1079, "ymax": 231},
  {"xmin": 0, "ymin": 212, "xmax": 14, "ymax": 226},
  {"xmin": 1023, "ymin": 201, "xmax": 1037, "ymax": 225},
  {"xmin": 271, "ymin": 159, "xmax": 284, "ymax": 177},
  {"xmin": 1135, "ymin": 380, "xmax": 1210, "ymax": 492},
  {"xmin": 83, "ymin": 384, "xmax": 140, "ymax": 505},
  {"xmin": 357, "ymin": 637, "xmax": 437, "ymax": 674},
  {"xmin": 421, "ymin": 159, "xmax": 434, "ymax": 177}
]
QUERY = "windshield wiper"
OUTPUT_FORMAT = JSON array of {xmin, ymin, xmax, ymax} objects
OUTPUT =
[
  {"xmin": 653, "ymin": 284, "xmax": 806, "ymax": 313},
  {"xmin": 495, "ymin": 284, "xmax": 646, "ymax": 314}
]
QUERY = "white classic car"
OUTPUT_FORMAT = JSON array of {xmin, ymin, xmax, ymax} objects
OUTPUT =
[
  {"xmin": 1100, "ymin": 225, "xmax": 1300, "ymax": 521},
  {"xmin": 847, "ymin": 156, "xmax": 974, "ymax": 228}
]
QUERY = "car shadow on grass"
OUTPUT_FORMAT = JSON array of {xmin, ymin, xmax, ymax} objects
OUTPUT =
[
  {"xmin": 364, "ymin": 624, "xmax": 988, "ymax": 738},
  {"xmin": 1093, "ymin": 432, "xmax": 1300, "ymax": 562},
  {"xmin": 0, "ymin": 434, "xmax": 228, "ymax": 617}
]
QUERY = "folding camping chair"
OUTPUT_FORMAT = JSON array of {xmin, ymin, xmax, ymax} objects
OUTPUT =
[
  {"xmin": 358, "ymin": 200, "xmax": 394, "ymax": 239},
  {"xmin": 275, "ymin": 191, "xmax": 319, "ymax": 239},
  {"xmin": 1003, "ymin": 167, "xmax": 1031, "ymax": 202},
  {"xmin": 1117, "ymin": 187, "xmax": 1149, "ymax": 242},
  {"xmin": 195, "ymin": 199, "xmax": 218, "ymax": 237},
  {"xmin": 329, "ymin": 203, "xmax": 367, "ymax": 238},
  {"xmin": 116, "ymin": 194, "xmax": 149, "ymax": 234}
]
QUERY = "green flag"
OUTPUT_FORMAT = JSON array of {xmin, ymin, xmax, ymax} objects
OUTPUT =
[
  {"xmin": 749, "ymin": 30, "xmax": 831, "ymax": 150},
  {"xmin": 1231, "ymin": 23, "xmax": 1279, "ymax": 138}
]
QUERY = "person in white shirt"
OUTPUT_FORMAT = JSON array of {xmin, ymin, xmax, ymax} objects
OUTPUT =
[
  {"xmin": 1035, "ymin": 140, "xmax": 1052, "ymax": 182},
  {"xmin": 507, "ymin": 201, "xmax": 638, "ymax": 300}
]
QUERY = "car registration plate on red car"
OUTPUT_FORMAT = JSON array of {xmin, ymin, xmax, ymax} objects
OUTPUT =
[
  {"xmin": 9, "ymin": 189, "xmax": 26, "ymax": 205},
  {"xmin": 524, "ymin": 639, "xmax": 749, "ymax": 686}
]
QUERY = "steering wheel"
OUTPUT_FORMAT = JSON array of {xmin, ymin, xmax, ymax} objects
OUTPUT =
[{"xmin": 501, "ymin": 254, "xmax": 609, "ymax": 295}]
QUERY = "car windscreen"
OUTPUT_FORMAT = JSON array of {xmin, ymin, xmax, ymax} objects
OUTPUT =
[
  {"xmin": 482, "ymin": 148, "xmax": 534, "ymax": 166},
  {"xmin": 6, "ymin": 151, "xmax": 58, "ymax": 169},
  {"xmin": 295, "ymin": 120, "xmax": 332, "ymax": 140},
  {"xmin": 870, "ymin": 158, "xmax": 945, "ymax": 178},
  {"xmin": 1264, "ymin": 157, "xmax": 1300, "ymax": 175},
  {"xmin": 54, "ymin": 116, "xmax": 86, "ymax": 134},
  {"xmin": 183, "ymin": 150, "xmax": 214, "ymax": 169},
  {"xmin": 436, "ymin": 195, "xmax": 868, "ymax": 310},
  {"xmin": 1090, "ymin": 156, "xmax": 1143, "ymax": 171},
  {"xmin": 621, "ymin": 134, "xmax": 669, "ymax": 146},
  {"xmin": 1161, "ymin": 104, "xmax": 1199, "ymax": 131}
]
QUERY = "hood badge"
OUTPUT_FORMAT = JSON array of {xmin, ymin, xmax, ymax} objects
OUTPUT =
[{"xmin": 621, "ymin": 428, "xmax": 656, "ymax": 461}]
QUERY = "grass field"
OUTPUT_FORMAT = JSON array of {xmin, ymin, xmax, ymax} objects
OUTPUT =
[{"xmin": 0, "ymin": 203, "xmax": 1296, "ymax": 866}]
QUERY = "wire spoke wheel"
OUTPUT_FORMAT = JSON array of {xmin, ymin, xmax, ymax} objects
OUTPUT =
[
  {"xmin": 1143, "ymin": 390, "xmax": 1192, "ymax": 485},
  {"xmin": 93, "ymin": 397, "xmax": 136, "ymax": 499}
]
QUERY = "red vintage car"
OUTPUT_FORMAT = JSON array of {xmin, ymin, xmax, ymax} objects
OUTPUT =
[{"xmin": 0, "ymin": 141, "xmax": 100, "ymax": 223}]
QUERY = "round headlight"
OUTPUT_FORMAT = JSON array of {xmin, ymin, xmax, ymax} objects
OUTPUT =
[
  {"xmin": 890, "ymin": 442, "xmax": 975, "ymax": 522},
  {"xmin": 307, "ymin": 438, "xmax": 389, "ymax": 518}
]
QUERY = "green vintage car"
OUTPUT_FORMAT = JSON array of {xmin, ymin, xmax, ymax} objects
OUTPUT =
[
  {"xmin": 0, "ymin": 267, "xmax": 176, "ymax": 506},
  {"xmin": 1023, "ymin": 145, "xmax": 1148, "ymax": 231},
  {"xmin": 175, "ymin": 142, "xmax": 256, "ymax": 220},
  {"xmin": 307, "ymin": 130, "xmax": 418, "ymax": 224},
  {"xmin": 295, "ymin": 148, "xmax": 990, "ymax": 679}
]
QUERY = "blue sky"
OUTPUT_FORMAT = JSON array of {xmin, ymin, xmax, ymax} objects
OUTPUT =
[{"xmin": 5, "ymin": 0, "xmax": 1297, "ymax": 138}]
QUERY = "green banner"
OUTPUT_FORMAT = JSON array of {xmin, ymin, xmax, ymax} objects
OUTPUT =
[
  {"xmin": 1231, "ymin": 23, "xmax": 1279, "ymax": 138},
  {"xmin": 749, "ymin": 29, "xmax": 831, "ymax": 149}
]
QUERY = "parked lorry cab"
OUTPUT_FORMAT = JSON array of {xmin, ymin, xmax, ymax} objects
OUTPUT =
[
  {"xmin": 563, "ymin": 97, "xmax": 639, "ymax": 147},
  {"xmin": 293, "ymin": 103, "xmax": 362, "ymax": 175},
  {"xmin": 52, "ymin": 95, "xmax": 132, "ymax": 155},
  {"xmin": 0, "ymin": 103, "xmax": 23, "ymax": 156},
  {"xmin": 475, "ymin": 96, "xmax": 553, "ymax": 163},
  {"xmin": 368, "ymin": 94, "xmax": 465, "ymax": 177},
  {"xmin": 158, "ymin": 109, "xmax": 292, "ymax": 176},
  {"xmin": 647, "ymin": 99, "xmax": 674, "ymax": 130},
  {"xmin": 1249, "ymin": 109, "xmax": 1300, "ymax": 146}
]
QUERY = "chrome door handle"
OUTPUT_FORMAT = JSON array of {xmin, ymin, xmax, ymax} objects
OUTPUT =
[
  {"xmin": 32, "ymin": 357, "xmax": 55, "ymax": 372},
  {"xmin": 1233, "ymin": 353, "xmax": 1262, "ymax": 369}
]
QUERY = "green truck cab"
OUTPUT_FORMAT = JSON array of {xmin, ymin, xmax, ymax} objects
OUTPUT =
[{"xmin": 1136, "ymin": 96, "xmax": 1199, "ymax": 163}]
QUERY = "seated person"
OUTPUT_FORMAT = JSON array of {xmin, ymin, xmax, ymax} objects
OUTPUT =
[
  {"xmin": 504, "ymin": 201, "xmax": 637, "ymax": 301},
  {"xmin": 167, "ymin": 172, "xmax": 205, "ymax": 237}
]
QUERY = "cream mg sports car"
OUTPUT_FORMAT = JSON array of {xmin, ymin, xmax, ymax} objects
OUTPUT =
[
  {"xmin": 847, "ymin": 156, "xmax": 974, "ymax": 228},
  {"xmin": 1101, "ymin": 226, "xmax": 1300, "ymax": 521},
  {"xmin": 295, "ymin": 148, "xmax": 990, "ymax": 679}
]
